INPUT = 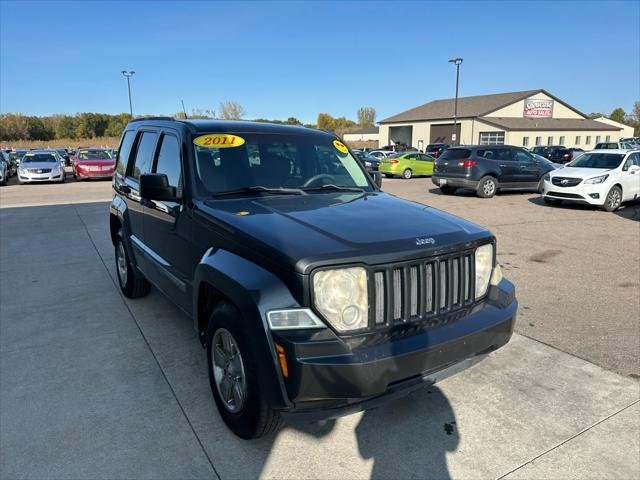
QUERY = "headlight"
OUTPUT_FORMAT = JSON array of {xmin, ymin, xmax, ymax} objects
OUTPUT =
[
  {"xmin": 313, "ymin": 267, "xmax": 368, "ymax": 332},
  {"xmin": 584, "ymin": 174, "xmax": 609, "ymax": 184},
  {"xmin": 475, "ymin": 244, "xmax": 494, "ymax": 299},
  {"xmin": 544, "ymin": 173, "xmax": 550, "ymax": 181}
]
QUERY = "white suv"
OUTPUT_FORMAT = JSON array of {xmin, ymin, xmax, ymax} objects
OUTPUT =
[{"xmin": 542, "ymin": 149, "xmax": 640, "ymax": 212}]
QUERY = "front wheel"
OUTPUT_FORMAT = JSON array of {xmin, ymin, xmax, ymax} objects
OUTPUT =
[
  {"xmin": 602, "ymin": 185, "xmax": 622, "ymax": 212},
  {"xmin": 206, "ymin": 302, "xmax": 283, "ymax": 439},
  {"xmin": 477, "ymin": 176, "xmax": 497, "ymax": 198},
  {"xmin": 402, "ymin": 168, "xmax": 413, "ymax": 179}
]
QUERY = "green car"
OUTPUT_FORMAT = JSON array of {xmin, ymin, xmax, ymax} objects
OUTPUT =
[{"xmin": 378, "ymin": 152, "xmax": 435, "ymax": 179}]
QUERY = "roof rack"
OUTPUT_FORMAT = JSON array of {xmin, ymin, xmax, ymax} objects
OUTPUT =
[{"xmin": 129, "ymin": 116, "xmax": 175, "ymax": 123}]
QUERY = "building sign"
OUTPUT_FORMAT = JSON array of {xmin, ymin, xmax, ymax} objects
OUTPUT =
[{"xmin": 524, "ymin": 98, "xmax": 553, "ymax": 118}]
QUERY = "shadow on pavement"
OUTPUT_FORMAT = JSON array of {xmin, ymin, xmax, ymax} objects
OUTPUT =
[{"xmin": 527, "ymin": 195, "xmax": 640, "ymax": 221}]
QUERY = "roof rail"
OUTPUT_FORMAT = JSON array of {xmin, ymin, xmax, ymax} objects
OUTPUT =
[{"xmin": 129, "ymin": 116, "xmax": 175, "ymax": 123}]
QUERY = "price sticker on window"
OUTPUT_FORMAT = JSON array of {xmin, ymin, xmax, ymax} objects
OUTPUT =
[
  {"xmin": 194, "ymin": 134, "xmax": 245, "ymax": 149},
  {"xmin": 333, "ymin": 140, "xmax": 349, "ymax": 155}
]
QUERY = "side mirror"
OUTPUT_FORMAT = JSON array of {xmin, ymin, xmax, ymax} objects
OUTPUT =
[
  {"xmin": 139, "ymin": 173, "xmax": 178, "ymax": 201},
  {"xmin": 371, "ymin": 170, "xmax": 383, "ymax": 188}
]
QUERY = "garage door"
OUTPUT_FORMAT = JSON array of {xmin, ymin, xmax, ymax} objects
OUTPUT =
[{"xmin": 430, "ymin": 124, "xmax": 461, "ymax": 144}]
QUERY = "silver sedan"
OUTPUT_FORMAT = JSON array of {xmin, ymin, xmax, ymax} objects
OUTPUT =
[{"xmin": 17, "ymin": 151, "xmax": 66, "ymax": 184}]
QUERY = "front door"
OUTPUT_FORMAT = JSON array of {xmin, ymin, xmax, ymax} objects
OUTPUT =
[
  {"xmin": 621, "ymin": 152, "xmax": 640, "ymax": 200},
  {"xmin": 141, "ymin": 131, "xmax": 192, "ymax": 312},
  {"xmin": 513, "ymin": 149, "xmax": 541, "ymax": 187}
]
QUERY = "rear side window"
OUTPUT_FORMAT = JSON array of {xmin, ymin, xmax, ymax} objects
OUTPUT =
[
  {"xmin": 130, "ymin": 131, "xmax": 158, "ymax": 180},
  {"xmin": 439, "ymin": 149, "xmax": 470, "ymax": 160},
  {"xmin": 115, "ymin": 131, "xmax": 135, "ymax": 177},
  {"xmin": 154, "ymin": 134, "xmax": 182, "ymax": 189}
]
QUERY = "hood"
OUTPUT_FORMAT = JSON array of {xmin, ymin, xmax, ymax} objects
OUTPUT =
[
  {"xmin": 76, "ymin": 158, "xmax": 114, "ymax": 166},
  {"xmin": 200, "ymin": 191, "xmax": 490, "ymax": 273},
  {"xmin": 551, "ymin": 167, "xmax": 613, "ymax": 179}
]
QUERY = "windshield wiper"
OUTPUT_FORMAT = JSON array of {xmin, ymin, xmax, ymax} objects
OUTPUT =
[
  {"xmin": 301, "ymin": 184, "xmax": 365, "ymax": 193},
  {"xmin": 212, "ymin": 186, "xmax": 305, "ymax": 198}
]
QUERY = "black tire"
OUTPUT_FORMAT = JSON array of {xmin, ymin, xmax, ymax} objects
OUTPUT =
[
  {"xmin": 402, "ymin": 168, "xmax": 412, "ymax": 179},
  {"xmin": 115, "ymin": 230, "xmax": 151, "ymax": 298},
  {"xmin": 602, "ymin": 185, "xmax": 623, "ymax": 212},
  {"xmin": 543, "ymin": 197, "xmax": 562, "ymax": 206},
  {"xmin": 477, "ymin": 176, "xmax": 498, "ymax": 198},
  {"xmin": 384, "ymin": 173, "xmax": 393, "ymax": 178},
  {"xmin": 206, "ymin": 302, "xmax": 283, "ymax": 439},
  {"xmin": 439, "ymin": 185, "xmax": 457, "ymax": 195}
]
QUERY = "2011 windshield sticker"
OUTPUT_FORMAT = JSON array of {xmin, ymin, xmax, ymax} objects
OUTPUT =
[
  {"xmin": 333, "ymin": 140, "xmax": 349, "ymax": 154},
  {"xmin": 194, "ymin": 134, "xmax": 245, "ymax": 149}
]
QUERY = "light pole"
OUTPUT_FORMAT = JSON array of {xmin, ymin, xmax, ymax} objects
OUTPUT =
[
  {"xmin": 121, "ymin": 70, "xmax": 135, "ymax": 116},
  {"xmin": 448, "ymin": 58, "xmax": 463, "ymax": 145}
]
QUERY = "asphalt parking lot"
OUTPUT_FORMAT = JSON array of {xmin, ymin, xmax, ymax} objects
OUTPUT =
[{"xmin": 1, "ymin": 172, "xmax": 639, "ymax": 479}]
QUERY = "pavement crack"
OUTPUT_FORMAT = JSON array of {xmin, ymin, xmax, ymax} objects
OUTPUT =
[
  {"xmin": 72, "ymin": 203, "xmax": 221, "ymax": 480},
  {"xmin": 496, "ymin": 399, "xmax": 640, "ymax": 479}
]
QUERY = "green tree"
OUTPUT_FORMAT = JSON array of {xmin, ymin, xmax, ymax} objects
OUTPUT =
[
  {"xmin": 356, "ymin": 107, "xmax": 376, "ymax": 128},
  {"xmin": 608, "ymin": 107, "xmax": 626, "ymax": 123},
  {"xmin": 56, "ymin": 115, "xmax": 78, "ymax": 139},
  {"xmin": 285, "ymin": 117, "xmax": 302, "ymax": 125},
  {"xmin": 25, "ymin": 116, "xmax": 53, "ymax": 140}
]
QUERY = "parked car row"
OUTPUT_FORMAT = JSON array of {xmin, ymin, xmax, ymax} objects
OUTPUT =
[
  {"xmin": 0, "ymin": 147, "xmax": 117, "ymax": 185},
  {"xmin": 430, "ymin": 144, "xmax": 639, "ymax": 212}
]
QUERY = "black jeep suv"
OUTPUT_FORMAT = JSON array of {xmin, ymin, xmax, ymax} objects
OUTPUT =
[
  {"xmin": 110, "ymin": 118, "xmax": 517, "ymax": 438},
  {"xmin": 432, "ymin": 145, "xmax": 556, "ymax": 198}
]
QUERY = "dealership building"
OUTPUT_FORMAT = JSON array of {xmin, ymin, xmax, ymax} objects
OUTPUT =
[{"xmin": 378, "ymin": 89, "xmax": 634, "ymax": 150}]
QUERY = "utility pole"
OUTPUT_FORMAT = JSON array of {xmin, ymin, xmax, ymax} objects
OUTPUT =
[
  {"xmin": 448, "ymin": 58, "xmax": 463, "ymax": 145},
  {"xmin": 121, "ymin": 70, "xmax": 135, "ymax": 116}
]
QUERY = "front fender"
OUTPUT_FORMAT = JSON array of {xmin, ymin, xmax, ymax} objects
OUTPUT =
[{"xmin": 193, "ymin": 248, "xmax": 303, "ymax": 409}]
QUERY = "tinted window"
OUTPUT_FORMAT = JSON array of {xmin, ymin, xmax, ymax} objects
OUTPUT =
[
  {"xmin": 514, "ymin": 150, "xmax": 533, "ymax": 163},
  {"xmin": 116, "ymin": 131, "xmax": 135, "ymax": 177},
  {"xmin": 154, "ymin": 135, "xmax": 182, "ymax": 189},
  {"xmin": 22, "ymin": 153, "xmax": 57, "ymax": 163},
  {"xmin": 439, "ymin": 149, "xmax": 470, "ymax": 160},
  {"xmin": 130, "ymin": 132, "xmax": 158, "ymax": 180},
  {"xmin": 568, "ymin": 153, "xmax": 624, "ymax": 169},
  {"xmin": 477, "ymin": 148, "xmax": 513, "ymax": 161}
]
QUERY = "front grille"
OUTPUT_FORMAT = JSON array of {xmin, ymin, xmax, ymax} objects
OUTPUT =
[
  {"xmin": 28, "ymin": 168, "xmax": 52, "ymax": 174},
  {"xmin": 371, "ymin": 251, "xmax": 475, "ymax": 328},
  {"xmin": 547, "ymin": 191, "xmax": 584, "ymax": 199},
  {"xmin": 552, "ymin": 176, "xmax": 582, "ymax": 187}
]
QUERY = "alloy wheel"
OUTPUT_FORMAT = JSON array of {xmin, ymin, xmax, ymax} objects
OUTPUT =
[
  {"xmin": 483, "ymin": 180, "xmax": 496, "ymax": 196},
  {"xmin": 607, "ymin": 189, "xmax": 621, "ymax": 210},
  {"xmin": 212, "ymin": 328, "xmax": 246, "ymax": 413},
  {"xmin": 116, "ymin": 242, "xmax": 128, "ymax": 287}
]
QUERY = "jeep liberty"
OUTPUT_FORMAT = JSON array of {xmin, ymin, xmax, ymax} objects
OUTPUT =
[{"xmin": 110, "ymin": 118, "xmax": 517, "ymax": 438}]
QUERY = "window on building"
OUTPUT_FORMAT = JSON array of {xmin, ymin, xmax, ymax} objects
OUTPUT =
[
  {"xmin": 559, "ymin": 136, "xmax": 565, "ymax": 145},
  {"xmin": 547, "ymin": 136, "xmax": 553, "ymax": 145},
  {"xmin": 522, "ymin": 137, "xmax": 529, "ymax": 147},
  {"xmin": 585, "ymin": 136, "xmax": 591, "ymax": 144},
  {"xmin": 479, "ymin": 132, "xmax": 505, "ymax": 145},
  {"xmin": 535, "ymin": 136, "xmax": 542, "ymax": 146},
  {"xmin": 605, "ymin": 135, "xmax": 611, "ymax": 142},
  {"xmin": 575, "ymin": 136, "xmax": 581, "ymax": 145},
  {"xmin": 596, "ymin": 135, "xmax": 601, "ymax": 143}
]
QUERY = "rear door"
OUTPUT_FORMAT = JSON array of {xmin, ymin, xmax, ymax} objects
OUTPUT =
[
  {"xmin": 417, "ymin": 153, "xmax": 434, "ymax": 175},
  {"xmin": 477, "ymin": 148, "xmax": 518, "ymax": 184}
]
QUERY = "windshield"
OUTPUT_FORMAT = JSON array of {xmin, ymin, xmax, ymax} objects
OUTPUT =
[
  {"xmin": 192, "ymin": 133, "xmax": 372, "ymax": 196},
  {"xmin": 78, "ymin": 150, "xmax": 112, "ymax": 160},
  {"xmin": 567, "ymin": 152, "xmax": 624, "ymax": 169},
  {"xmin": 22, "ymin": 153, "xmax": 58, "ymax": 163}
]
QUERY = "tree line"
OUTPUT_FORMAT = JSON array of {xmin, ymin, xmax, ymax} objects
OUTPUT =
[
  {"xmin": 588, "ymin": 102, "xmax": 640, "ymax": 135},
  {"xmin": 0, "ymin": 103, "xmax": 378, "ymax": 142}
]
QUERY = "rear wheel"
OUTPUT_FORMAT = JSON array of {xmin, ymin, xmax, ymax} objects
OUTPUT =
[
  {"xmin": 477, "ymin": 176, "xmax": 497, "ymax": 198},
  {"xmin": 206, "ymin": 302, "xmax": 283, "ymax": 439},
  {"xmin": 402, "ymin": 169, "xmax": 413, "ymax": 179},
  {"xmin": 115, "ymin": 231, "xmax": 151, "ymax": 298},
  {"xmin": 439, "ymin": 185, "xmax": 457, "ymax": 195},
  {"xmin": 602, "ymin": 185, "xmax": 622, "ymax": 212}
]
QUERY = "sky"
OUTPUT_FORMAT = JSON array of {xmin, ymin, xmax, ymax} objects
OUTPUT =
[{"xmin": 1, "ymin": 0, "xmax": 639, "ymax": 123}]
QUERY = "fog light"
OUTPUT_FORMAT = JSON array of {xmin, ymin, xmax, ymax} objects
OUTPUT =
[{"xmin": 589, "ymin": 193, "xmax": 600, "ymax": 199}]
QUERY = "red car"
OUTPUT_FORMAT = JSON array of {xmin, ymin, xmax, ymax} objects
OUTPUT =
[{"xmin": 72, "ymin": 148, "xmax": 115, "ymax": 180}]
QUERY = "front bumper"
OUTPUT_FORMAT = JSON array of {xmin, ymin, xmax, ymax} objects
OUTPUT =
[
  {"xmin": 18, "ymin": 172, "xmax": 64, "ymax": 182},
  {"xmin": 76, "ymin": 168, "xmax": 114, "ymax": 179},
  {"xmin": 542, "ymin": 179, "xmax": 608, "ymax": 205},
  {"xmin": 273, "ymin": 279, "xmax": 517, "ymax": 419}
]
